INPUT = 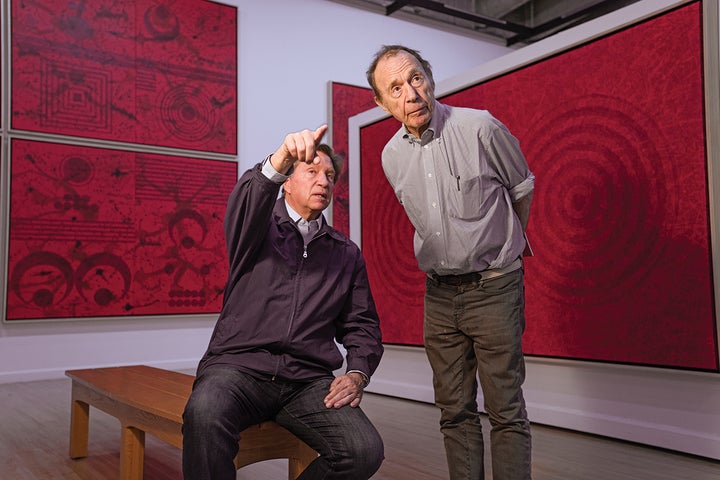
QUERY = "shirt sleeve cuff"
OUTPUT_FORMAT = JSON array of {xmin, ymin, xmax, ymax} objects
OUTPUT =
[
  {"xmin": 262, "ymin": 155, "xmax": 291, "ymax": 184},
  {"xmin": 509, "ymin": 173, "xmax": 535, "ymax": 202}
]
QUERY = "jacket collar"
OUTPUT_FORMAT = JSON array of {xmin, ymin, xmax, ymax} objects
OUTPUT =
[
  {"xmin": 284, "ymin": 200, "xmax": 324, "ymax": 230},
  {"xmin": 273, "ymin": 198, "xmax": 345, "ymax": 242}
]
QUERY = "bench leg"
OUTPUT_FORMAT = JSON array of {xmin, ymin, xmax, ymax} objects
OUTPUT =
[
  {"xmin": 69, "ymin": 397, "xmax": 90, "ymax": 459},
  {"xmin": 120, "ymin": 424, "xmax": 145, "ymax": 480},
  {"xmin": 288, "ymin": 457, "xmax": 308, "ymax": 480},
  {"xmin": 288, "ymin": 449, "xmax": 317, "ymax": 480}
]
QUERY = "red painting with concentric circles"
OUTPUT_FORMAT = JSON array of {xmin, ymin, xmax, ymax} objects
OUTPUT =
[{"xmin": 358, "ymin": 1, "xmax": 717, "ymax": 371}]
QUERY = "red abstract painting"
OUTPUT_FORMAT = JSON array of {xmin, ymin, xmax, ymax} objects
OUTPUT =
[
  {"xmin": 357, "ymin": 2, "xmax": 717, "ymax": 371},
  {"xmin": 330, "ymin": 82, "xmax": 377, "ymax": 236},
  {"xmin": 11, "ymin": 0, "xmax": 237, "ymax": 154},
  {"xmin": 6, "ymin": 139, "xmax": 237, "ymax": 320}
]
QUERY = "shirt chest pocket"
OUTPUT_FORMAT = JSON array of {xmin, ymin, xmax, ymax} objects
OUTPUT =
[{"xmin": 448, "ymin": 175, "xmax": 485, "ymax": 221}]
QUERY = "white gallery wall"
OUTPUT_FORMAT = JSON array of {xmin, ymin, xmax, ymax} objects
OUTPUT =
[
  {"xmin": 0, "ymin": 2, "xmax": 510, "ymax": 383},
  {"xmin": 1, "ymin": 0, "xmax": 719, "ymax": 463}
]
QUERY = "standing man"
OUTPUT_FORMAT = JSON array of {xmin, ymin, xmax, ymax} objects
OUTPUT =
[
  {"xmin": 367, "ymin": 45, "xmax": 534, "ymax": 480},
  {"xmin": 182, "ymin": 125, "xmax": 384, "ymax": 480}
]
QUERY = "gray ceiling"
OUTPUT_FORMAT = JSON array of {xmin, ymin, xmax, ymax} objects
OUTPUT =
[{"xmin": 328, "ymin": 0, "xmax": 642, "ymax": 45}]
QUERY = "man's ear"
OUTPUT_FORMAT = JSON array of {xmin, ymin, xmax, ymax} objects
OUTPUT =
[{"xmin": 282, "ymin": 177, "xmax": 292, "ymax": 196}]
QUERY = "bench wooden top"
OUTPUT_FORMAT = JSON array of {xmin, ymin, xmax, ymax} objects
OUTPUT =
[
  {"xmin": 65, "ymin": 365, "xmax": 193, "ymax": 424},
  {"xmin": 65, "ymin": 365, "xmax": 317, "ymax": 479}
]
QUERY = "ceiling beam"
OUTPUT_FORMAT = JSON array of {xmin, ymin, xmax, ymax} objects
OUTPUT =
[
  {"xmin": 506, "ymin": 0, "xmax": 636, "ymax": 44},
  {"xmin": 472, "ymin": 0, "xmax": 533, "ymax": 19},
  {"xmin": 384, "ymin": 0, "xmax": 534, "ymax": 35}
]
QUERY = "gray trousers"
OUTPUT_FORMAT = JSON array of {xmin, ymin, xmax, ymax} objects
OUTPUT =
[{"xmin": 424, "ymin": 269, "xmax": 532, "ymax": 480}]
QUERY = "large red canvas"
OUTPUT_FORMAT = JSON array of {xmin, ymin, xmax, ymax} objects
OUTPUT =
[
  {"xmin": 330, "ymin": 82, "xmax": 377, "ymax": 236},
  {"xmin": 359, "ymin": 2, "xmax": 718, "ymax": 370},
  {"xmin": 11, "ymin": 0, "xmax": 237, "ymax": 154},
  {"xmin": 361, "ymin": 120, "xmax": 427, "ymax": 345},
  {"xmin": 6, "ymin": 139, "xmax": 237, "ymax": 320}
]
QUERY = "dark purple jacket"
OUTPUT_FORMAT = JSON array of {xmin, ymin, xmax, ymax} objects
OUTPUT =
[{"xmin": 197, "ymin": 163, "xmax": 383, "ymax": 382}]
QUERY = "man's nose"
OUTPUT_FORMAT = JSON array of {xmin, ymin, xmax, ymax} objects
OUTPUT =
[{"xmin": 405, "ymin": 83, "xmax": 419, "ymax": 101}]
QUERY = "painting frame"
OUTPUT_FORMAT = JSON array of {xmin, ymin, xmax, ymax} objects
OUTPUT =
[{"xmin": 347, "ymin": 0, "xmax": 720, "ymax": 372}]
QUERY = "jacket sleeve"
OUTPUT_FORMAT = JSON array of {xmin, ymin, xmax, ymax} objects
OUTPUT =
[
  {"xmin": 336, "ymin": 249, "xmax": 384, "ymax": 378},
  {"xmin": 223, "ymin": 163, "xmax": 281, "ymax": 301}
]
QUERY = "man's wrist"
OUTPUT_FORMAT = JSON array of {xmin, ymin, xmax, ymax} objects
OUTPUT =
[
  {"xmin": 262, "ymin": 154, "xmax": 292, "ymax": 183},
  {"xmin": 347, "ymin": 370, "xmax": 369, "ymax": 388}
]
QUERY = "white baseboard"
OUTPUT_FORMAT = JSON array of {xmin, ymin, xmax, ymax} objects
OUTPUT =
[
  {"xmin": 0, "ymin": 358, "xmax": 200, "ymax": 384},
  {"xmin": 368, "ymin": 345, "xmax": 720, "ymax": 460},
  {"xmin": 3, "ymin": 340, "xmax": 718, "ymax": 460}
]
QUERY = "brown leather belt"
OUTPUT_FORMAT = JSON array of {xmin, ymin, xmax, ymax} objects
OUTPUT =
[{"xmin": 430, "ymin": 258, "xmax": 522, "ymax": 286}]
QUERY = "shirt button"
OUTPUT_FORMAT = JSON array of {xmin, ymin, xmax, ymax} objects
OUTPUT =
[
  {"xmin": 432, "ymin": 202, "xmax": 437, "ymax": 208},
  {"xmin": 428, "ymin": 173, "xmax": 432, "ymax": 178},
  {"xmin": 436, "ymin": 232, "xmax": 441, "ymax": 236},
  {"xmin": 440, "ymin": 261, "xmax": 446, "ymax": 266}
]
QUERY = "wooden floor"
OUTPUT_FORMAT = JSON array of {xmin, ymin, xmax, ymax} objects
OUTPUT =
[{"xmin": 1, "ymin": 375, "xmax": 719, "ymax": 479}]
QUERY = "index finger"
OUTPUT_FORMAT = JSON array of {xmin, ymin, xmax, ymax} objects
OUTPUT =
[{"xmin": 313, "ymin": 124, "xmax": 328, "ymax": 146}]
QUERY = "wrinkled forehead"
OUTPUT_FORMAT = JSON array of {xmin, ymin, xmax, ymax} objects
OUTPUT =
[{"xmin": 378, "ymin": 50, "xmax": 422, "ymax": 74}]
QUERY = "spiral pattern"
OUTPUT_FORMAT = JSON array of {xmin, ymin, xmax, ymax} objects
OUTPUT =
[
  {"xmin": 160, "ymin": 86, "xmax": 217, "ymax": 144},
  {"xmin": 524, "ymin": 94, "xmax": 678, "ymax": 306},
  {"xmin": 366, "ymin": 188, "xmax": 424, "ymax": 307},
  {"xmin": 143, "ymin": 4, "xmax": 180, "ymax": 41}
]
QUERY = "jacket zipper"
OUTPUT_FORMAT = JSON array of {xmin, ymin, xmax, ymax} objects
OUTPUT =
[{"xmin": 273, "ymin": 231, "xmax": 325, "ymax": 379}]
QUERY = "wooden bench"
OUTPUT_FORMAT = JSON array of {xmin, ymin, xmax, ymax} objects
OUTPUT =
[{"xmin": 65, "ymin": 365, "xmax": 317, "ymax": 480}]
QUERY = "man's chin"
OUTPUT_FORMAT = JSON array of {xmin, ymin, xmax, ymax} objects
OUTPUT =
[
  {"xmin": 311, "ymin": 202, "xmax": 329, "ymax": 212},
  {"xmin": 410, "ymin": 113, "xmax": 430, "ymax": 127},
  {"xmin": 406, "ymin": 118, "xmax": 430, "ymax": 136}
]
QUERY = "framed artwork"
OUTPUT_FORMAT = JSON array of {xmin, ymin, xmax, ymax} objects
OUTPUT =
[
  {"xmin": 348, "ymin": 0, "xmax": 719, "ymax": 371},
  {"xmin": 6, "ymin": 139, "xmax": 237, "ymax": 321},
  {"xmin": 10, "ymin": 0, "xmax": 237, "ymax": 154},
  {"xmin": 2, "ymin": 0, "xmax": 239, "ymax": 322},
  {"xmin": 328, "ymin": 82, "xmax": 376, "ymax": 236}
]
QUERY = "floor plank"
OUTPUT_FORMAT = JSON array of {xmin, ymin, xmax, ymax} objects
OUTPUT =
[{"xmin": 0, "ymin": 375, "xmax": 717, "ymax": 479}]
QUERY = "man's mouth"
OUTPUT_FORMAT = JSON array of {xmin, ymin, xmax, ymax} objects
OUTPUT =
[{"xmin": 410, "ymin": 106, "xmax": 427, "ymax": 116}]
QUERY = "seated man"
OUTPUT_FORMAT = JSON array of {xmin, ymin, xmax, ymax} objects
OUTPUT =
[{"xmin": 182, "ymin": 125, "xmax": 384, "ymax": 480}]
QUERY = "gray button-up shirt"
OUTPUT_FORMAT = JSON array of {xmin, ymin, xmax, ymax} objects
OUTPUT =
[{"xmin": 381, "ymin": 102, "xmax": 534, "ymax": 275}]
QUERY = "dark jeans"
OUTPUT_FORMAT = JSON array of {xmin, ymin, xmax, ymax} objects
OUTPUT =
[
  {"xmin": 425, "ymin": 269, "xmax": 532, "ymax": 480},
  {"xmin": 182, "ymin": 365, "xmax": 384, "ymax": 480}
]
